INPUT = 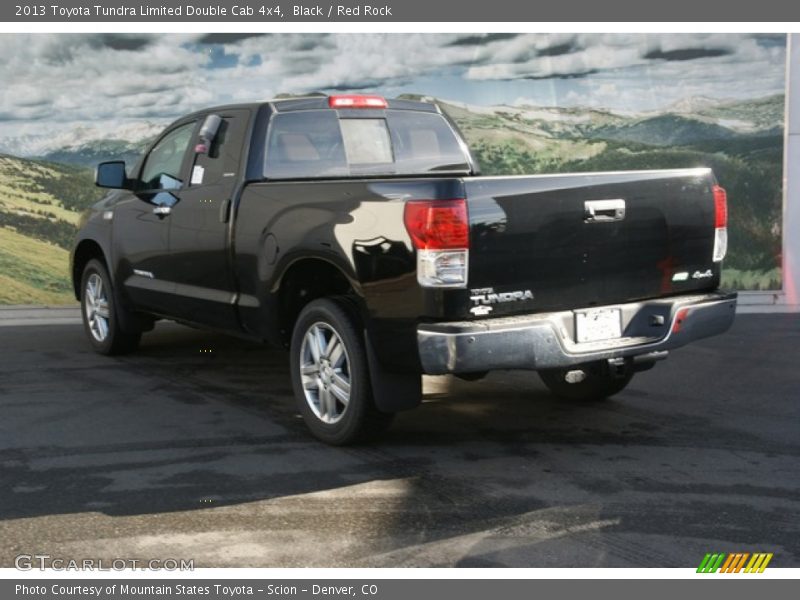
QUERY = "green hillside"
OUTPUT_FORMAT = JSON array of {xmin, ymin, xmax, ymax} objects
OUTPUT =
[
  {"xmin": 0, "ymin": 227, "xmax": 74, "ymax": 304},
  {"xmin": 697, "ymin": 94, "xmax": 785, "ymax": 131},
  {"xmin": 589, "ymin": 114, "xmax": 738, "ymax": 146},
  {"xmin": 0, "ymin": 154, "xmax": 103, "ymax": 304}
]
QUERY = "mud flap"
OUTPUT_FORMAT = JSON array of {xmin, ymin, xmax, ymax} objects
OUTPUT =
[
  {"xmin": 112, "ymin": 285, "xmax": 154, "ymax": 334},
  {"xmin": 364, "ymin": 334, "xmax": 422, "ymax": 413}
]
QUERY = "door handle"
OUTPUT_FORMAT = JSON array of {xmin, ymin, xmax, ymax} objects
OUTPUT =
[
  {"xmin": 584, "ymin": 199, "xmax": 626, "ymax": 223},
  {"xmin": 153, "ymin": 205, "xmax": 172, "ymax": 217},
  {"xmin": 219, "ymin": 198, "xmax": 231, "ymax": 223}
]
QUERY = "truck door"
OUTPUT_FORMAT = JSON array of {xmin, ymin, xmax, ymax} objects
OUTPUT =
[
  {"xmin": 113, "ymin": 120, "xmax": 198, "ymax": 315},
  {"xmin": 159, "ymin": 109, "xmax": 252, "ymax": 329}
]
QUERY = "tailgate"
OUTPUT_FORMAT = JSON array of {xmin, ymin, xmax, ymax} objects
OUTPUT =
[{"xmin": 462, "ymin": 168, "xmax": 720, "ymax": 317}]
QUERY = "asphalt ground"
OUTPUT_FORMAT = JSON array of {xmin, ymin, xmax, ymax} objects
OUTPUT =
[{"xmin": 1, "ymin": 314, "xmax": 798, "ymax": 568}]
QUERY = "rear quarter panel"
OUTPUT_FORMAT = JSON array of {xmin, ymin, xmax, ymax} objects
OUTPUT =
[{"xmin": 233, "ymin": 178, "xmax": 464, "ymax": 368}]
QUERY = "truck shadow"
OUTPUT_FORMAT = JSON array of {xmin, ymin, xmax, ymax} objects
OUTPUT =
[
  {"xmin": 1, "ymin": 323, "xmax": 633, "ymax": 516},
  {"xmin": 3, "ymin": 319, "xmax": 797, "ymax": 566}
]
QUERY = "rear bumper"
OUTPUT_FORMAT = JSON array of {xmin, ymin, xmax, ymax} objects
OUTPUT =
[{"xmin": 417, "ymin": 291, "xmax": 737, "ymax": 375}]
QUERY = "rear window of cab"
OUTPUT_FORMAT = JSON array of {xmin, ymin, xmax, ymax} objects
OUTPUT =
[{"xmin": 263, "ymin": 109, "xmax": 470, "ymax": 179}]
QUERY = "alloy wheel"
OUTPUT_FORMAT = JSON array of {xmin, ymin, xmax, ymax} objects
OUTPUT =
[
  {"xmin": 84, "ymin": 273, "xmax": 110, "ymax": 342},
  {"xmin": 299, "ymin": 322, "xmax": 352, "ymax": 424}
]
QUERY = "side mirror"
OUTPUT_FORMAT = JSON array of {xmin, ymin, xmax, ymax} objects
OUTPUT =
[
  {"xmin": 95, "ymin": 161, "xmax": 128, "ymax": 189},
  {"xmin": 195, "ymin": 114, "xmax": 222, "ymax": 154},
  {"xmin": 199, "ymin": 114, "xmax": 222, "ymax": 143}
]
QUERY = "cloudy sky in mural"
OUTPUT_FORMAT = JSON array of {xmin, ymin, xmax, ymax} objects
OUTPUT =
[{"xmin": 0, "ymin": 32, "xmax": 786, "ymax": 138}]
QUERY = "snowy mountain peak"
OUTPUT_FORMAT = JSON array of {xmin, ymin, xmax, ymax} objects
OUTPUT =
[
  {"xmin": 664, "ymin": 96, "xmax": 727, "ymax": 114},
  {"xmin": 0, "ymin": 121, "xmax": 166, "ymax": 158}
]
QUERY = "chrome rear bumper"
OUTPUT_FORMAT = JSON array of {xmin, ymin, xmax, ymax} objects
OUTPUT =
[{"xmin": 417, "ymin": 291, "xmax": 737, "ymax": 375}]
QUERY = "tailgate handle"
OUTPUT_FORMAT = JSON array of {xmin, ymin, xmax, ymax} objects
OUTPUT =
[{"xmin": 584, "ymin": 199, "xmax": 626, "ymax": 223}]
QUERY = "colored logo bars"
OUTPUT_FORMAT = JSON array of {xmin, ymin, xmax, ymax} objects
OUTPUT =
[{"xmin": 697, "ymin": 553, "xmax": 774, "ymax": 573}]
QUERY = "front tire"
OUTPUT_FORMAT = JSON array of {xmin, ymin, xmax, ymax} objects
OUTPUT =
[
  {"xmin": 538, "ymin": 361, "xmax": 633, "ymax": 402},
  {"xmin": 80, "ymin": 259, "xmax": 141, "ymax": 355},
  {"xmin": 290, "ymin": 298, "xmax": 393, "ymax": 445}
]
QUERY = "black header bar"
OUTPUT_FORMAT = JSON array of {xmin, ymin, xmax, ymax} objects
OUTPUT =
[{"xmin": 4, "ymin": 0, "xmax": 800, "ymax": 22}]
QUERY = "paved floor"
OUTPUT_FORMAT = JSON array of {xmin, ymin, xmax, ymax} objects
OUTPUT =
[{"xmin": 0, "ymin": 315, "xmax": 798, "ymax": 568}]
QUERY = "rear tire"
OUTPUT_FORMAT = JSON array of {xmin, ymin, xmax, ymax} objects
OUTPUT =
[
  {"xmin": 80, "ymin": 259, "xmax": 141, "ymax": 355},
  {"xmin": 290, "ymin": 298, "xmax": 394, "ymax": 445},
  {"xmin": 538, "ymin": 361, "xmax": 633, "ymax": 402}
]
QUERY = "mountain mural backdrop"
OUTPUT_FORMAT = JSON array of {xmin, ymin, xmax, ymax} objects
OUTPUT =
[{"xmin": 0, "ymin": 33, "xmax": 786, "ymax": 304}]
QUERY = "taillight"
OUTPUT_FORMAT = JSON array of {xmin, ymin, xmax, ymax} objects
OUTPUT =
[
  {"xmin": 712, "ymin": 185, "xmax": 728, "ymax": 262},
  {"xmin": 404, "ymin": 199, "xmax": 469, "ymax": 288},
  {"xmin": 404, "ymin": 200, "xmax": 469, "ymax": 250},
  {"xmin": 328, "ymin": 95, "xmax": 388, "ymax": 109},
  {"xmin": 713, "ymin": 185, "xmax": 728, "ymax": 228}
]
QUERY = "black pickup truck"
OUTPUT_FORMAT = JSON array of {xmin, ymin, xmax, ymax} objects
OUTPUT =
[{"xmin": 71, "ymin": 94, "xmax": 737, "ymax": 444}]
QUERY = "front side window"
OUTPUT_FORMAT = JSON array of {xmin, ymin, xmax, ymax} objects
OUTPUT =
[{"xmin": 140, "ymin": 122, "xmax": 196, "ymax": 190}]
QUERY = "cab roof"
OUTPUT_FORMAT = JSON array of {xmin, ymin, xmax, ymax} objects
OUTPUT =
[
  {"xmin": 270, "ymin": 95, "xmax": 440, "ymax": 113},
  {"xmin": 179, "ymin": 96, "xmax": 440, "ymax": 121}
]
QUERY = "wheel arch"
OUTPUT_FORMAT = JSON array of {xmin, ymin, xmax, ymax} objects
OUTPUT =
[
  {"xmin": 277, "ymin": 256, "xmax": 422, "ymax": 414},
  {"xmin": 274, "ymin": 256, "xmax": 366, "ymax": 346},
  {"xmin": 71, "ymin": 238, "xmax": 109, "ymax": 301}
]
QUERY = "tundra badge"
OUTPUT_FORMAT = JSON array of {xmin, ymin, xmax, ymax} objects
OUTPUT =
[{"xmin": 470, "ymin": 287, "xmax": 534, "ymax": 307}]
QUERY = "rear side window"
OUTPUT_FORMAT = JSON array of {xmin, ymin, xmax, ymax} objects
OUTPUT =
[
  {"xmin": 264, "ymin": 111, "xmax": 348, "ymax": 179},
  {"xmin": 263, "ymin": 109, "xmax": 470, "ymax": 180},
  {"xmin": 386, "ymin": 111, "xmax": 470, "ymax": 174}
]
